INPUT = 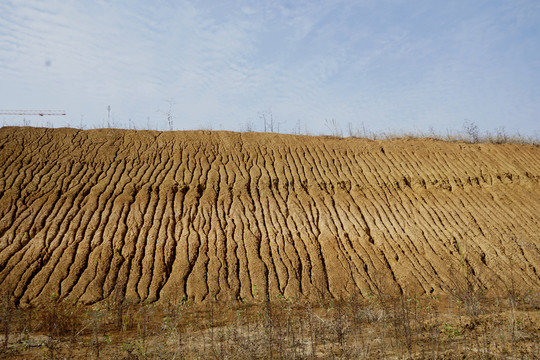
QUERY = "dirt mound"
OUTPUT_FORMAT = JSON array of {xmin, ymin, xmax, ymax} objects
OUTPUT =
[{"xmin": 0, "ymin": 127, "xmax": 538, "ymax": 306}]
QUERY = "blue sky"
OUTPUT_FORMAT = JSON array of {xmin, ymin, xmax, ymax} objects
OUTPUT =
[{"xmin": 0, "ymin": 0, "xmax": 539, "ymax": 136}]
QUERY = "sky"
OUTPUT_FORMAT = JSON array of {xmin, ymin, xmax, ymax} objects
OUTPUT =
[{"xmin": 0, "ymin": 0, "xmax": 539, "ymax": 136}]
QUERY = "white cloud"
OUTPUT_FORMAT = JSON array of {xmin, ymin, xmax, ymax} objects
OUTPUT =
[{"xmin": 0, "ymin": 0, "xmax": 538, "ymax": 134}]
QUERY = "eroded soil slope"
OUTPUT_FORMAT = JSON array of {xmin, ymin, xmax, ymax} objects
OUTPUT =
[{"xmin": 0, "ymin": 127, "xmax": 538, "ymax": 306}]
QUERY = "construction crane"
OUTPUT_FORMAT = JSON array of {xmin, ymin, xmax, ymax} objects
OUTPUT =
[{"xmin": 0, "ymin": 110, "xmax": 66, "ymax": 116}]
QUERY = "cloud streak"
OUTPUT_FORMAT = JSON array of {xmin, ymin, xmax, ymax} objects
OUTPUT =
[{"xmin": 0, "ymin": 0, "xmax": 539, "ymax": 134}]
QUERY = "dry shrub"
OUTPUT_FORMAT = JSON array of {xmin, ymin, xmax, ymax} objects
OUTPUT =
[
  {"xmin": 38, "ymin": 295, "xmax": 84, "ymax": 359},
  {"xmin": 0, "ymin": 293, "xmax": 16, "ymax": 354},
  {"xmin": 39, "ymin": 296, "xmax": 82, "ymax": 338},
  {"xmin": 1, "ymin": 290, "xmax": 539, "ymax": 359}
]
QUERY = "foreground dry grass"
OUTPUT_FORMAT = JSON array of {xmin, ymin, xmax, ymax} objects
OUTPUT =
[{"xmin": 1, "ymin": 289, "xmax": 539, "ymax": 359}]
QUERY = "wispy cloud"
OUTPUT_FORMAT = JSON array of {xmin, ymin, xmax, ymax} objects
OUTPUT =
[{"xmin": 0, "ymin": 0, "xmax": 539, "ymax": 134}]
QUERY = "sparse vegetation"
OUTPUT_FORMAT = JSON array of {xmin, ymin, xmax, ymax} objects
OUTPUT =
[
  {"xmin": 342, "ymin": 120, "xmax": 540, "ymax": 145},
  {"xmin": 2, "ymin": 115, "xmax": 539, "ymax": 145},
  {"xmin": 0, "ymin": 290, "xmax": 538, "ymax": 359}
]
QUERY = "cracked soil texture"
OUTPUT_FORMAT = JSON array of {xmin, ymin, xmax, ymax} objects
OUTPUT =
[{"xmin": 0, "ymin": 127, "xmax": 538, "ymax": 306}]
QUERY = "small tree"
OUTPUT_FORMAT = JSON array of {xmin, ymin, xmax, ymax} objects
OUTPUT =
[
  {"xmin": 166, "ymin": 99, "xmax": 175, "ymax": 131},
  {"xmin": 259, "ymin": 111, "xmax": 275, "ymax": 132},
  {"xmin": 325, "ymin": 118, "xmax": 342, "ymax": 137},
  {"xmin": 463, "ymin": 120, "xmax": 479, "ymax": 143}
]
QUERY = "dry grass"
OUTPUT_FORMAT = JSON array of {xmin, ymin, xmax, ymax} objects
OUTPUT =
[
  {"xmin": 3, "ymin": 118, "xmax": 539, "ymax": 145},
  {"xmin": 1, "ymin": 288, "xmax": 538, "ymax": 359},
  {"xmin": 312, "ymin": 120, "xmax": 540, "ymax": 145}
]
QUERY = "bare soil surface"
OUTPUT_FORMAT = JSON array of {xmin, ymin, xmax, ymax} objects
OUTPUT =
[{"xmin": 0, "ymin": 127, "xmax": 539, "ymax": 306}]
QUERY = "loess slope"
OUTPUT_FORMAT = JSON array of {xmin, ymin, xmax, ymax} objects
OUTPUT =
[{"xmin": 0, "ymin": 127, "xmax": 539, "ymax": 306}]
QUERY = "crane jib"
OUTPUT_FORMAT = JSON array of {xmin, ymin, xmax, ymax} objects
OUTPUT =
[{"xmin": 0, "ymin": 110, "xmax": 66, "ymax": 116}]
